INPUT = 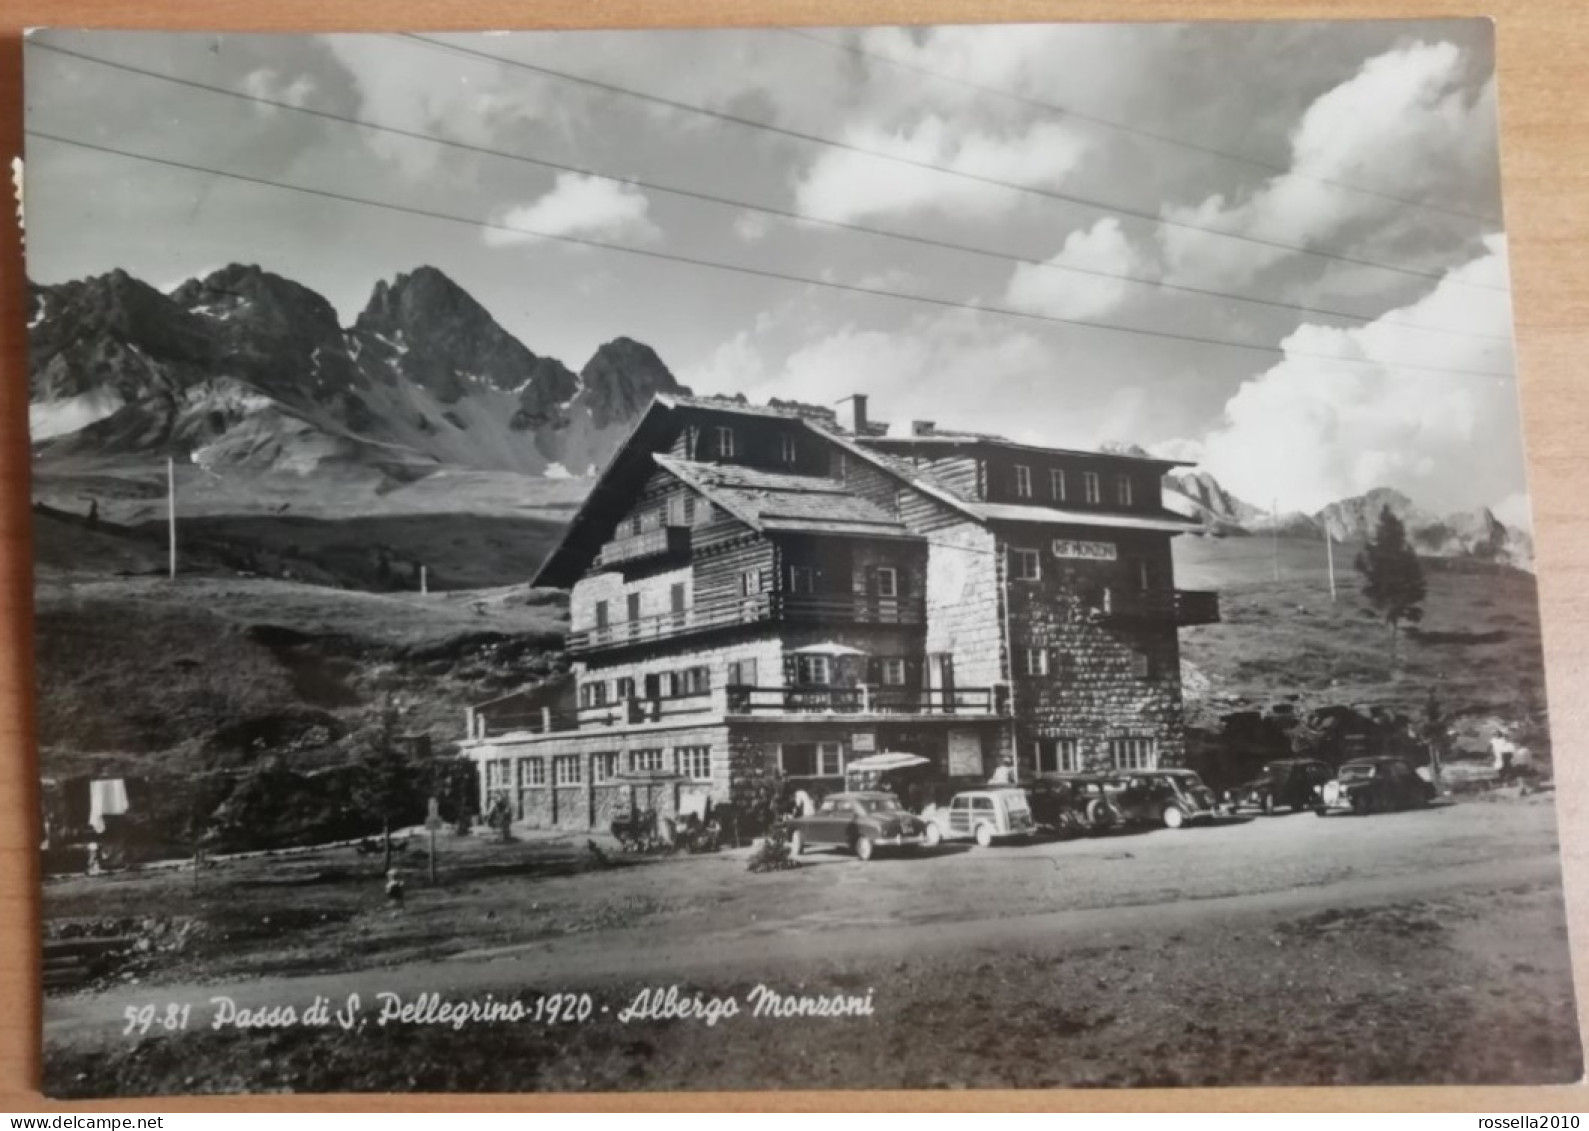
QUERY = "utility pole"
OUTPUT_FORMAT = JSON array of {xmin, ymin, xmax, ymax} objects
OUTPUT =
[
  {"xmin": 1270, "ymin": 497, "xmax": 1281, "ymax": 583},
  {"xmin": 167, "ymin": 456, "xmax": 177, "ymax": 580},
  {"xmin": 1325, "ymin": 527, "xmax": 1338, "ymax": 602},
  {"xmin": 420, "ymin": 565, "xmax": 428, "ymax": 595}
]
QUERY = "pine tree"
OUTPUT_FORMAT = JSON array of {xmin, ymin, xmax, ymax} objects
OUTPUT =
[
  {"xmin": 1354, "ymin": 505, "xmax": 1427, "ymax": 655},
  {"xmin": 351, "ymin": 706, "xmax": 418, "ymax": 875}
]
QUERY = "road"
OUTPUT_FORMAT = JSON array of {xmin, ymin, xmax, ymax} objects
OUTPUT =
[{"xmin": 46, "ymin": 793, "xmax": 1576, "ymax": 1052}]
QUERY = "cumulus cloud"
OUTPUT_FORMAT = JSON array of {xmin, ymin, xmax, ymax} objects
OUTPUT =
[
  {"xmin": 241, "ymin": 67, "xmax": 317, "ymax": 110},
  {"xmin": 1005, "ymin": 218, "xmax": 1149, "ymax": 319},
  {"xmin": 1195, "ymin": 235, "xmax": 1520, "ymax": 514},
  {"xmin": 485, "ymin": 173, "xmax": 658, "ymax": 246},
  {"xmin": 1158, "ymin": 41, "xmax": 1499, "ymax": 290},
  {"xmin": 793, "ymin": 116, "xmax": 1087, "ymax": 223}
]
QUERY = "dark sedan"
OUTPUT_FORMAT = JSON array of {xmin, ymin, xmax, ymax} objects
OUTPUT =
[
  {"xmin": 1228, "ymin": 758, "xmax": 1335, "ymax": 814},
  {"xmin": 784, "ymin": 791, "xmax": 928, "ymax": 861},
  {"xmin": 1316, "ymin": 757, "xmax": 1435, "ymax": 815}
]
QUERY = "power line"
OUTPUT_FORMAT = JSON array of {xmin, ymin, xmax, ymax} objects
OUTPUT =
[
  {"xmin": 398, "ymin": 32, "xmax": 1509, "ymax": 295},
  {"xmin": 26, "ymin": 128, "xmax": 1517, "ymax": 383},
  {"xmin": 782, "ymin": 28, "xmax": 1502, "ymax": 228},
  {"xmin": 24, "ymin": 39, "xmax": 1507, "ymax": 346}
]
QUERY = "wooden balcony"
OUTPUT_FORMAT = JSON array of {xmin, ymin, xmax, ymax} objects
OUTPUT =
[
  {"xmin": 567, "ymin": 591, "xmax": 925, "ymax": 655},
  {"xmin": 594, "ymin": 523, "xmax": 691, "ymax": 569},
  {"xmin": 1092, "ymin": 587, "xmax": 1220, "ymax": 628},
  {"xmin": 727, "ymin": 685, "xmax": 1003, "ymax": 717}
]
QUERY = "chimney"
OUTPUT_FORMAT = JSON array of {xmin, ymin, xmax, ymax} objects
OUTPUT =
[
  {"xmin": 839, "ymin": 394, "xmax": 869, "ymax": 435},
  {"xmin": 911, "ymin": 420, "xmax": 936, "ymax": 436}
]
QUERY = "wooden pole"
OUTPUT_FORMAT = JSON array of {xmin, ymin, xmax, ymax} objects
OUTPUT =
[
  {"xmin": 1326, "ymin": 528, "xmax": 1337, "ymax": 602},
  {"xmin": 1270, "ymin": 497, "xmax": 1280, "ymax": 583},
  {"xmin": 420, "ymin": 565, "xmax": 428, "ymax": 595},
  {"xmin": 167, "ymin": 456, "xmax": 177, "ymax": 580}
]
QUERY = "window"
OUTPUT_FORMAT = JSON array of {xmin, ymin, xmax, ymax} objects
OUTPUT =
[
  {"xmin": 727, "ymin": 658, "xmax": 758, "ymax": 686},
  {"xmin": 614, "ymin": 677, "xmax": 635, "ymax": 702},
  {"xmin": 680, "ymin": 666, "xmax": 711, "ymax": 696},
  {"xmin": 788, "ymin": 565, "xmax": 816, "ymax": 594},
  {"xmin": 1013, "ymin": 464, "xmax": 1033, "ymax": 498},
  {"xmin": 1050, "ymin": 468, "xmax": 1067, "ymax": 501},
  {"xmin": 594, "ymin": 600, "xmax": 609, "ymax": 629},
  {"xmin": 518, "ymin": 757, "xmax": 546, "ymax": 787},
  {"xmin": 1022, "ymin": 647, "xmax": 1049, "ymax": 677},
  {"xmin": 1132, "ymin": 649, "xmax": 1158, "ymax": 680},
  {"xmin": 676, "ymin": 745, "xmax": 712, "ymax": 781},
  {"xmin": 796, "ymin": 654, "xmax": 831, "ymax": 685},
  {"xmin": 630, "ymin": 748, "xmax": 666, "ymax": 773},
  {"xmin": 1054, "ymin": 652, "xmax": 1076, "ymax": 681},
  {"xmin": 670, "ymin": 583, "xmax": 687, "ymax": 614},
  {"xmin": 1110, "ymin": 737, "xmax": 1159, "ymax": 771},
  {"xmin": 1116, "ymin": 475, "xmax": 1133, "ymax": 506},
  {"xmin": 875, "ymin": 566, "xmax": 898, "ymax": 597},
  {"xmin": 1084, "ymin": 471, "xmax": 1101, "ymax": 504},
  {"xmin": 680, "ymin": 495, "xmax": 696, "ymax": 525},
  {"xmin": 818, "ymin": 742, "xmax": 845, "ymax": 776},
  {"xmin": 626, "ymin": 592, "xmax": 642, "ymax": 622},
  {"xmin": 1036, "ymin": 737, "xmax": 1082, "ymax": 776},
  {"xmin": 880, "ymin": 658, "xmax": 907, "ymax": 686},
  {"xmin": 715, "ymin": 426, "xmax": 736, "ymax": 459},
  {"xmin": 779, "ymin": 434, "xmax": 798, "ymax": 464},
  {"xmin": 1010, "ymin": 547, "xmax": 1042, "ymax": 581},
  {"xmin": 630, "ymin": 513, "xmax": 644, "ymax": 536},
  {"xmin": 779, "ymin": 744, "xmax": 814, "ymax": 776},
  {"xmin": 1128, "ymin": 556, "xmax": 1152, "ymax": 591},
  {"xmin": 553, "ymin": 755, "xmax": 582, "ymax": 786},
  {"xmin": 592, "ymin": 752, "xmax": 618, "ymax": 783},
  {"xmin": 580, "ymin": 681, "xmax": 608, "ymax": 709},
  {"xmin": 485, "ymin": 760, "xmax": 508, "ymax": 789},
  {"xmin": 741, "ymin": 569, "xmax": 763, "ymax": 596}
]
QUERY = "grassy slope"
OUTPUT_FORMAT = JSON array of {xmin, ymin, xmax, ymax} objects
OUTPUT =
[{"xmin": 1175, "ymin": 534, "xmax": 1546, "ymax": 735}]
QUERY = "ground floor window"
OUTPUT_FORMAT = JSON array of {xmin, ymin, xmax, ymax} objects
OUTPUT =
[
  {"xmin": 485, "ymin": 759, "xmax": 511, "ymax": 789},
  {"xmin": 779, "ymin": 741, "xmax": 844, "ymax": 777},
  {"xmin": 630, "ymin": 748, "xmax": 665, "ymax": 773},
  {"xmin": 553, "ymin": 755, "xmax": 582, "ymax": 786},
  {"xmin": 1110, "ymin": 737, "xmax": 1158, "ymax": 771},
  {"xmin": 676, "ymin": 745, "xmax": 712, "ymax": 781},
  {"xmin": 592, "ymin": 752, "xmax": 618, "ymax": 783},
  {"xmin": 518, "ymin": 756, "xmax": 546, "ymax": 787},
  {"xmin": 1035, "ymin": 737, "xmax": 1082, "ymax": 775}
]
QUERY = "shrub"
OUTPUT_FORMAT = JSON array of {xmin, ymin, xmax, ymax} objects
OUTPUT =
[{"xmin": 746, "ymin": 825, "xmax": 799, "ymax": 873}]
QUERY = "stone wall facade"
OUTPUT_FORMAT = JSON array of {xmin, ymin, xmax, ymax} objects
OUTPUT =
[
  {"xmin": 996, "ymin": 525, "xmax": 1185, "ymax": 776},
  {"xmin": 923, "ymin": 521, "xmax": 1007, "ymax": 689}
]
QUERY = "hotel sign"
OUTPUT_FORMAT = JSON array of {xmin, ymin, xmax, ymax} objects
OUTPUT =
[{"xmin": 1052, "ymin": 539, "xmax": 1117, "ymax": 561}]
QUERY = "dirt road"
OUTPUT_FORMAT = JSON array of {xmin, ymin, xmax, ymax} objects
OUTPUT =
[{"xmin": 42, "ymin": 794, "xmax": 1582, "ymax": 1094}]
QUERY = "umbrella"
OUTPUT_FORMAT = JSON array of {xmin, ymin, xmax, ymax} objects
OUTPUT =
[
  {"xmin": 790, "ymin": 641, "xmax": 870, "ymax": 656},
  {"xmin": 846, "ymin": 752, "xmax": 929, "ymax": 775}
]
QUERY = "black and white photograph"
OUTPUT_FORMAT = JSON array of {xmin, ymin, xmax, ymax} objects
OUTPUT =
[{"xmin": 22, "ymin": 20, "xmax": 1582, "ymax": 1096}]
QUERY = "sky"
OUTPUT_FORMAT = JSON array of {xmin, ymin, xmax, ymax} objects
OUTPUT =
[{"xmin": 20, "ymin": 22, "xmax": 1527, "ymax": 524}]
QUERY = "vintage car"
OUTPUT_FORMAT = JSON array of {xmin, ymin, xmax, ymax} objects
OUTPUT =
[
  {"xmin": 784, "ymin": 791, "xmax": 928, "ymax": 861},
  {"xmin": 1027, "ymin": 775, "xmax": 1122, "ymax": 834},
  {"xmin": 1109, "ymin": 769, "xmax": 1221, "ymax": 829},
  {"xmin": 921, "ymin": 787, "xmax": 1036, "ymax": 847},
  {"xmin": 1316, "ymin": 757, "xmax": 1435, "ymax": 815},
  {"xmin": 1227, "ymin": 758, "xmax": 1336, "ymax": 814}
]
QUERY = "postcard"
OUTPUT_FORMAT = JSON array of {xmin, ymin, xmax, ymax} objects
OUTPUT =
[{"xmin": 23, "ymin": 20, "xmax": 1581, "ymax": 1096}]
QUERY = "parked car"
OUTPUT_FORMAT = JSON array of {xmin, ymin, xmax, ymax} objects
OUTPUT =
[
  {"xmin": 784, "ymin": 791, "xmax": 928, "ymax": 861},
  {"xmin": 1109, "ymin": 769, "xmax": 1220, "ymax": 829},
  {"xmin": 922, "ymin": 787, "xmax": 1035, "ymax": 847},
  {"xmin": 1028, "ymin": 775, "xmax": 1122, "ymax": 834},
  {"xmin": 1316, "ymin": 757, "xmax": 1435, "ymax": 815},
  {"xmin": 1227, "ymin": 758, "xmax": 1335, "ymax": 814}
]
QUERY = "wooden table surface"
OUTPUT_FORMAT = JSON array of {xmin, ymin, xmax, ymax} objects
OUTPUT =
[{"xmin": 1, "ymin": 0, "xmax": 1586, "ymax": 1112}]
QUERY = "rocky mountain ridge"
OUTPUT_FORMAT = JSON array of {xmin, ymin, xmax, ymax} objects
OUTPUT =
[
  {"xmin": 28, "ymin": 263, "xmax": 687, "ymax": 482},
  {"xmin": 1163, "ymin": 470, "xmax": 1533, "ymax": 571}
]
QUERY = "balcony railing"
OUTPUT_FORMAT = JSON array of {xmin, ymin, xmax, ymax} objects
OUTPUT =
[
  {"xmin": 727, "ymin": 685, "xmax": 1003, "ymax": 717},
  {"xmin": 1093, "ymin": 587, "xmax": 1221, "ymax": 628},
  {"xmin": 568, "ymin": 592, "xmax": 925, "ymax": 654},
  {"xmin": 594, "ymin": 523, "xmax": 691, "ymax": 569},
  {"xmin": 467, "ymin": 684, "xmax": 1001, "ymax": 739}
]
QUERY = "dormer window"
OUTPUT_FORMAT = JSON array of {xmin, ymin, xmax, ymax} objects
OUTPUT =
[
  {"xmin": 715, "ymin": 426, "xmax": 736, "ymax": 459},
  {"xmin": 1013, "ymin": 464, "xmax": 1032, "ymax": 499},
  {"xmin": 1116, "ymin": 475, "xmax": 1133, "ymax": 506},
  {"xmin": 779, "ymin": 433, "xmax": 798, "ymax": 464},
  {"xmin": 1084, "ymin": 471, "xmax": 1101, "ymax": 505}
]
